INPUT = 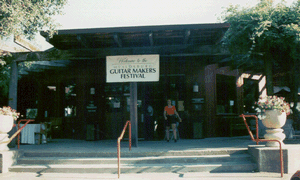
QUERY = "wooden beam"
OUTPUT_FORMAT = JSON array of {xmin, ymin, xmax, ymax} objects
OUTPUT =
[
  {"xmin": 12, "ymin": 44, "xmax": 230, "ymax": 62},
  {"xmin": 12, "ymin": 49, "xmax": 73, "ymax": 62},
  {"xmin": 113, "ymin": 33, "xmax": 122, "ymax": 47},
  {"xmin": 184, "ymin": 30, "xmax": 190, "ymax": 44},
  {"xmin": 14, "ymin": 36, "xmax": 41, "ymax": 51},
  {"xmin": 149, "ymin": 32, "xmax": 154, "ymax": 46},
  {"xmin": 77, "ymin": 35, "xmax": 91, "ymax": 48},
  {"xmin": 215, "ymin": 29, "xmax": 227, "ymax": 45}
]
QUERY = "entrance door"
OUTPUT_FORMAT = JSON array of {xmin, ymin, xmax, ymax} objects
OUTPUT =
[
  {"xmin": 137, "ymin": 75, "xmax": 186, "ymax": 141},
  {"xmin": 104, "ymin": 82, "xmax": 159, "ymax": 141},
  {"xmin": 103, "ymin": 75, "xmax": 185, "ymax": 140},
  {"xmin": 104, "ymin": 83, "xmax": 130, "ymax": 139},
  {"xmin": 137, "ymin": 83, "xmax": 155, "ymax": 140}
]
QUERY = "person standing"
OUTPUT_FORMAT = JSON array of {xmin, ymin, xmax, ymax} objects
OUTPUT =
[{"xmin": 164, "ymin": 99, "xmax": 182, "ymax": 142}]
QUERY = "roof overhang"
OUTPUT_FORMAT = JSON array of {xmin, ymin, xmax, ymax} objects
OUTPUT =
[
  {"xmin": 40, "ymin": 23, "xmax": 230, "ymax": 56},
  {"xmin": 15, "ymin": 23, "xmax": 231, "ymax": 75}
]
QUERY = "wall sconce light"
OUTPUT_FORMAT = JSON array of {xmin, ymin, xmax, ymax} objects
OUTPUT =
[
  {"xmin": 90, "ymin": 87, "xmax": 95, "ymax": 95},
  {"xmin": 193, "ymin": 82, "xmax": 199, "ymax": 92}
]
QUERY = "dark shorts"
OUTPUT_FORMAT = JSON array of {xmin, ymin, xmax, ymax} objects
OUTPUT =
[{"xmin": 165, "ymin": 115, "xmax": 177, "ymax": 127}]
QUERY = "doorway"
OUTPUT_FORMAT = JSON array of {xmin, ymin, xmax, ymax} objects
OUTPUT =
[{"xmin": 137, "ymin": 75, "xmax": 186, "ymax": 141}]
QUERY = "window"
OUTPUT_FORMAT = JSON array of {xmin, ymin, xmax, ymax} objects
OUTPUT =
[
  {"xmin": 216, "ymin": 74, "xmax": 237, "ymax": 114},
  {"xmin": 243, "ymin": 79, "xmax": 259, "ymax": 113},
  {"xmin": 65, "ymin": 84, "xmax": 76, "ymax": 117}
]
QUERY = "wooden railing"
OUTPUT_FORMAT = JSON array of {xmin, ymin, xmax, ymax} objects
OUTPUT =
[
  {"xmin": 239, "ymin": 114, "xmax": 284, "ymax": 178},
  {"xmin": 117, "ymin": 120, "xmax": 131, "ymax": 179}
]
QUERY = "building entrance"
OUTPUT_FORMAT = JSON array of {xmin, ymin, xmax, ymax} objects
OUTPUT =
[
  {"xmin": 17, "ymin": 60, "xmax": 187, "ymax": 141},
  {"xmin": 103, "ymin": 82, "xmax": 158, "ymax": 140},
  {"xmin": 103, "ymin": 74, "xmax": 186, "ymax": 141},
  {"xmin": 104, "ymin": 83, "xmax": 130, "ymax": 139}
]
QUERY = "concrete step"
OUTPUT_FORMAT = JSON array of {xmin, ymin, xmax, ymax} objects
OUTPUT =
[
  {"xmin": 21, "ymin": 148, "xmax": 249, "ymax": 157},
  {"xmin": 16, "ymin": 154, "xmax": 253, "ymax": 165},
  {"xmin": 293, "ymin": 135, "xmax": 300, "ymax": 139},
  {"xmin": 9, "ymin": 161, "xmax": 256, "ymax": 174},
  {"xmin": 10, "ymin": 149, "xmax": 257, "ymax": 174}
]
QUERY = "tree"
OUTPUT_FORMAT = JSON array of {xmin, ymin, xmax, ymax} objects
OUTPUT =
[
  {"xmin": 221, "ymin": 0, "xmax": 300, "ymax": 126},
  {"xmin": 0, "ymin": 0, "xmax": 68, "ymax": 105},
  {"xmin": 0, "ymin": 0, "xmax": 67, "ymax": 39}
]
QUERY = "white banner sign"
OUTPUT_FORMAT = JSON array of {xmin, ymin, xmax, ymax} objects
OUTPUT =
[{"xmin": 106, "ymin": 55, "xmax": 159, "ymax": 82}]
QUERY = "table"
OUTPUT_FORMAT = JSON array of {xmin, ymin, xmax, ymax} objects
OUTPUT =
[{"xmin": 20, "ymin": 124, "xmax": 46, "ymax": 144}]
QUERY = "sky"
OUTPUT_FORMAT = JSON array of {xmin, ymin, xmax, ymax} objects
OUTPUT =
[{"xmin": 54, "ymin": 0, "xmax": 296, "ymax": 30}]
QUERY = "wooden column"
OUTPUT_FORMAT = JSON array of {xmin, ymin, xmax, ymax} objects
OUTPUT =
[
  {"xmin": 36, "ymin": 81, "xmax": 47, "ymax": 122},
  {"xmin": 8, "ymin": 60, "xmax": 18, "ymax": 147},
  {"xmin": 76, "ymin": 78, "xmax": 86, "ymax": 140},
  {"xmin": 8, "ymin": 61, "xmax": 18, "ymax": 109},
  {"xmin": 204, "ymin": 64, "xmax": 217, "ymax": 137},
  {"xmin": 130, "ymin": 82, "xmax": 138, "ymax": 147},
  {"xmin": 54, "ymin": 82, "xmax": 65, "ymax": 117}
]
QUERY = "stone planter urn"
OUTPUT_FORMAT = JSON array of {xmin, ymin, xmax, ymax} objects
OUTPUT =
[
  {"xmin": 261, "ymin": 110, "xmax": 287, "ymax": 147},
  {"xmin": 0, "ymin": 115, "xmax": 14, "ymax": 151}
]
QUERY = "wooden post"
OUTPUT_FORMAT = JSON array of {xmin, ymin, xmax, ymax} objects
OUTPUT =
[
  {"xmin": 204, "ymin": 64, "xmax": 217, "ymax": 137},
  {"xmin": 36, "ymin": 81, "xmax": 46, "ymax": 121},
  {"xmin": 8, "ymin": 60, "xmax": 18, "ymax": 147},
  {"xmin": 130, "ymin": 82, "xmax": 138, "ymax": 147},
  {"xmin": 8, "ymin": 60, "xmax": 18, "ymax": 109},
  {"xmin": 76, "ymin": 78, "xmax": 87, "ymax": 140}
]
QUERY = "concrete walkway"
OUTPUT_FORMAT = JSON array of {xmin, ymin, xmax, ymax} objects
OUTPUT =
[
  {"xmin": 0, "ymin": 171, "xmax": 294, "ymax": 180},
  {"xmin": 1, "ymin": 136, "xmax": 299, "ymax": 180}
]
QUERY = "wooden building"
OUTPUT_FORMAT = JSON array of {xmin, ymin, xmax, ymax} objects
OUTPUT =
[{"xmin": 11, "ymin": 23, "xmax": 264, "ymax": 140}]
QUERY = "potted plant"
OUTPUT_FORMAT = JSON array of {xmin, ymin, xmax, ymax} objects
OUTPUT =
[
  {"xmin": 255, "ymin": 96, "xmax": 291, "ymax": 147},
  {"xmin": 256, "ymin": 95, "xmax": 291, "ymax": 114},
  {"xmin": 0, "ymin": 106, "xmax": 20, "ymax": 151},
  {"xmin": 0, "ymin": 106, "xmax": 20, "ymax": 120}
]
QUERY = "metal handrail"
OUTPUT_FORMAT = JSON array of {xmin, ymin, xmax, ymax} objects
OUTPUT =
[
  {"xmin": 117, "ymin": 120, "xmax": 131, "ymax": 179},
  {"xmin": 239, "ymin": 114, "xmax": 284, "ymax": 178},
  {"xmin": 17, "ymin": 119, "xmax": 35, "ymax": 149},
  {"xmin": 0, "ymin": 119, "xmax": 34, "ymax": 147}
]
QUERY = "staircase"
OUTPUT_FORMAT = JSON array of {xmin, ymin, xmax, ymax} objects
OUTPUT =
[{"xmin": 9, "ymin": 149, "xmax": 257, "ymax": 174}]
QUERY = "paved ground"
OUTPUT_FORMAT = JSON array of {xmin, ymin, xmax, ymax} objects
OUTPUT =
[
  {"xmin": 0, "ymin": 172, "xmax": 295, "ymax": 180},
  {"xmin": 1, "ymin": 136, "xmax": 299, "ymax": 180}
]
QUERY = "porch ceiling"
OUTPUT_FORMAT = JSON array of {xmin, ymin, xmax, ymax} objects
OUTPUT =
[
  {"xmin": 17, "ymin": 23, "xmax": 230, "ymax": 75},
  {"xmin": 41, "ymin": 23, "xmax": 230, "ymax": 52}
]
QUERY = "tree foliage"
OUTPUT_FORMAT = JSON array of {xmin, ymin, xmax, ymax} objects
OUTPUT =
[
  {"xmin": 221, "ymin": 0, "xmax": 300, "ymax": 87},
  {"xmin": 221, "ymin": 0, "xmax": 300, "ymax": 125},
  {"xmin": 0, "ymin": 0, "xmax": 68, "ymax": 106},
  {"xmin": 0, "ymin": 0, "xmax": 67, "ymax": 39},
  {"xmin": 0, "ymin": 0, "xmax": 68, "ymax": 63},
  {"xmin": 221, "ymin": 0, "xmax": 300, "ymax": 68}
]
